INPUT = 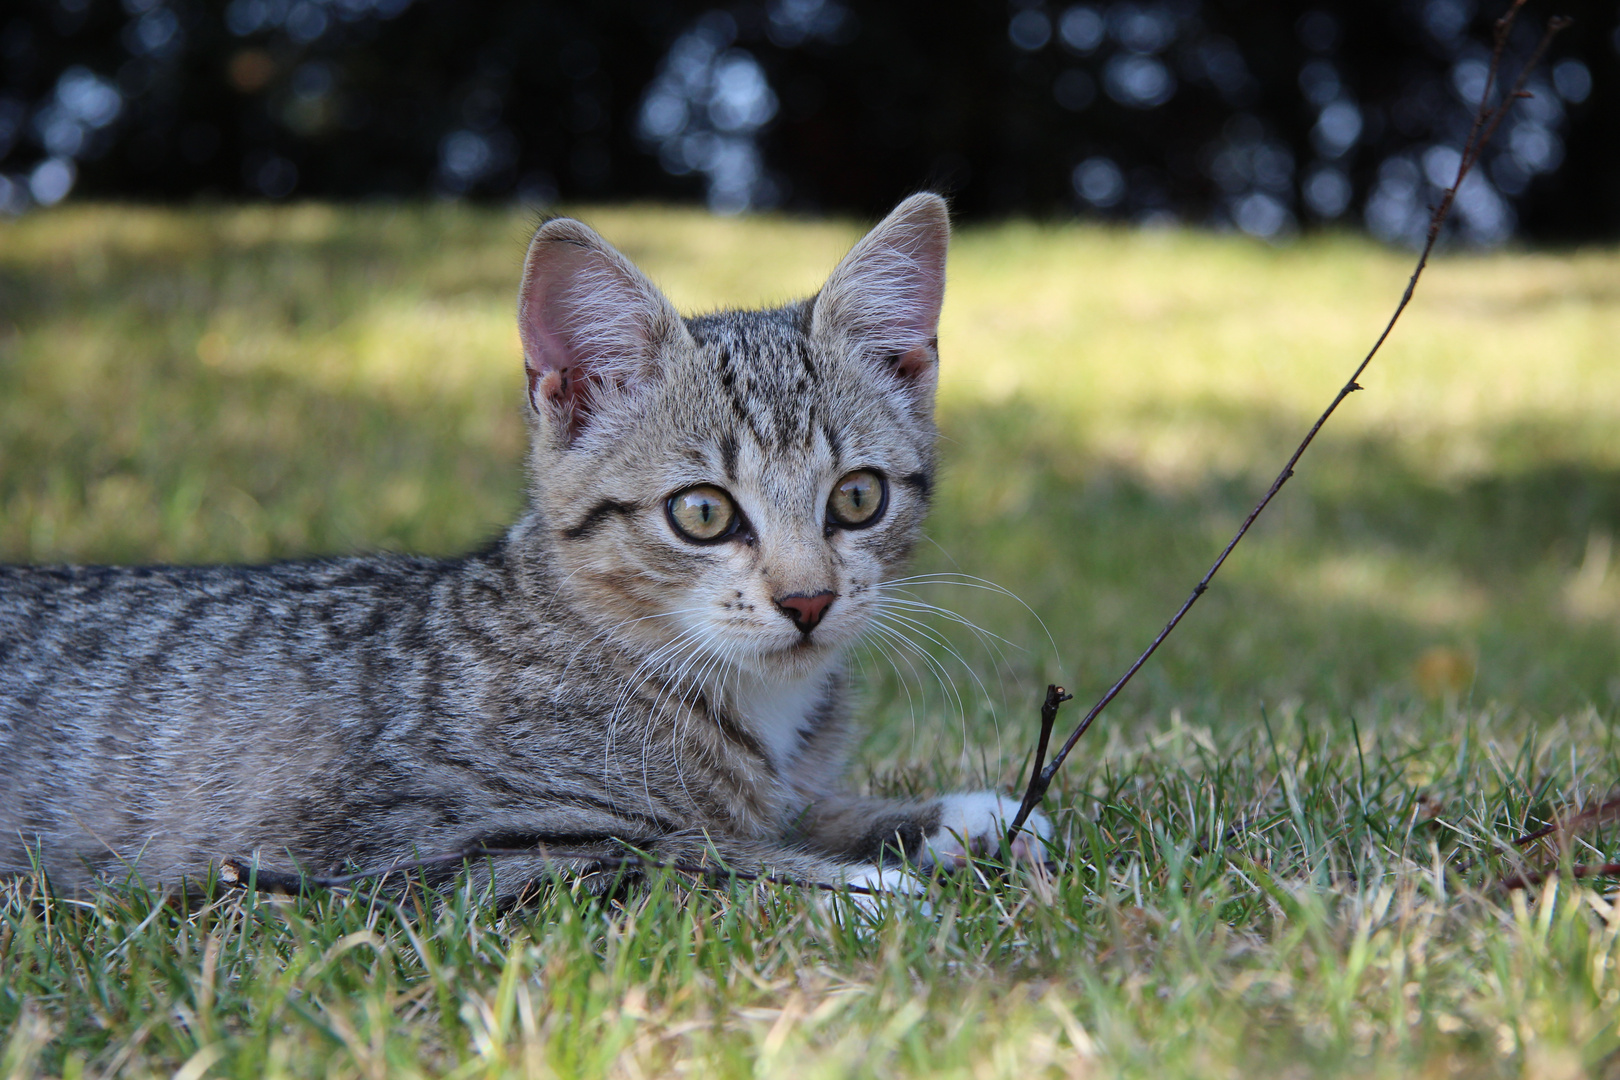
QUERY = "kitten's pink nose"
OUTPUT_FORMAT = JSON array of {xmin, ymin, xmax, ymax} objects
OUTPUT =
[{"xmin": 775, "ymin": 591, "xmax": 836, "ymax": 634}]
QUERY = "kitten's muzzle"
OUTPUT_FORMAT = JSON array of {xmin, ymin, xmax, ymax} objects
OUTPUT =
[{"xmin": 774, "ymin": 591, "xmax": 836, "ymax": 635}]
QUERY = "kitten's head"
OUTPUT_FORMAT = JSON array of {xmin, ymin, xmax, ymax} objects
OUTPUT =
[{"xmin": 517, "ymin": 195, "xmax": 947, "ymax": 681}]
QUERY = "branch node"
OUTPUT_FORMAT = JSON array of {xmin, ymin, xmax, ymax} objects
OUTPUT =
[{"xmin": 1005, "ymin": 685, "xmax": 1072, "ymax": 846}]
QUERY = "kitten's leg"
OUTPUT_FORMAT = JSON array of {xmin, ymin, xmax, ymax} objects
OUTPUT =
[
  {"xmin": 642, "ymin": 833, "xmax": 931, "ymax": 919},
  {"xmin": 791, "ymin": 793, "xmax": 1055, "ymax": 871},
  {"xmin": 462, "ymin": 831, "xmax": 924, "ymax": 910},
  {"xmin": 649, "ymin": 832, "xmax": 927, "ymax": 901}
]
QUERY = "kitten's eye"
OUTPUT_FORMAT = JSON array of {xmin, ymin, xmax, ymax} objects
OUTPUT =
[
  {"xmin": 828, "ymin": 470, "xmax": 887, "ymax": 528},
  {"xmin": 667, "ymin": 485, "xmax": 739, "ymax": 542}
]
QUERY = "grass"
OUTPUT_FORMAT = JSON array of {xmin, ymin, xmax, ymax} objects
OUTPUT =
[{"xmin": 1, "ymin": 203, "xmax": 1618, "ymax": 1077}]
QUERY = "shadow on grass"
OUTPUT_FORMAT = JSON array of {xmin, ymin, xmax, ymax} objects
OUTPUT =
[
  {"xmin": 910, "ymin": 400, "xmax": 1620, "ymax": 731},
  {"xmin": 1, "ymin": 368, "xmax": 1612, "ymax": 734}
]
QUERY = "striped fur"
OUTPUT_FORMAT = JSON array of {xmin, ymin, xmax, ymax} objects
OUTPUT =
[{"xmin": 0, "ymin": 194, "xmax": 1050, "ymax": 899}]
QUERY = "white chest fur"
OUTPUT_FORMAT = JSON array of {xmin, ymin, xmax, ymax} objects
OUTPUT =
[{"xmin": 726, "ymin": 664, "xmax": 832, "ymax": 772}]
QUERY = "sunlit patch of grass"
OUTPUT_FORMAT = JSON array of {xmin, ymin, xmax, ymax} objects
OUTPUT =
[{"xmin": 2, "ymin": 203, "xmax": 1619, "ymax": 1077}]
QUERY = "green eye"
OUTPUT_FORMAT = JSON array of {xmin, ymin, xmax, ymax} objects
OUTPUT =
[
  {"xmin": 667, "ymin": 485, "xmax": 739, "ymax": 542},
  {"xmin": 828, "ymin": 470, "xmax": 887, "ymax": 528}
]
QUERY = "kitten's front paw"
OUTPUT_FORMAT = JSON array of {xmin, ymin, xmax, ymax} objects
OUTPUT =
[{"xmin": 924, "ymin": 792, "xmax": 1054, "ymax": 870}]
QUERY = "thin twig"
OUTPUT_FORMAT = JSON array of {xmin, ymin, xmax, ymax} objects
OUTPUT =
[
  {"xmin": 1007, "ymin": 0, "xmax": 1568, "ymax": 845},
  {"xmin": 1500, "ymin": 863, "xmax": 1620, "ymax": 892},
  {"xmin": 1494, "ymin": 792, "xmax": 1620, "ymax": 890},
  {"xmin": 1512, "ymin": 793, "xmax": 1620, "ymax": 850},
  {"xmin": 1012, "ymin": 685, "xmax": 1071, "ymax": 832}
]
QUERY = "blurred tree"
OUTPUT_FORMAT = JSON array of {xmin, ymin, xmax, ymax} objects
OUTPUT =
[{"xmin": 0, "ymin": 0, "xmax": 1612, "ymax": 243}]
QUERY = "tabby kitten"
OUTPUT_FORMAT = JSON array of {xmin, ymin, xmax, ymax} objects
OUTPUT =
[{"xmin": 0, "ymin": 193, "xmax": 1050, "ymax": 901}]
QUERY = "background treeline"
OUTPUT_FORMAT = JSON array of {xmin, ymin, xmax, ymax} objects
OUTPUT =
[{"xmin": 1, "ymin": 0, "xmax": 1615, "ymax": 241}]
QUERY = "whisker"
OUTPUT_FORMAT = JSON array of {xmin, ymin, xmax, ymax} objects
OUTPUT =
[
  {"xmin": 872, "ymin": 593, "xmax": 1022, "ymax": 651},
  {"xmin": 865, "ymin": 620, "xmax": 968, "ymax": 730},
  {"xmin": 866, "ymin": 615, "xmax": 998, "ymax": 771},
  {"xmin": 850, "ymin": 635, "xmax": 923, "ymax": 744},
  {"xmin": 874, "ymin": 595, "xmax": 1023, "ymax": 703},
  {"xmin": 874, "ymin": 571, "xmax": 1061, "ymax": 672},
  {"xmin": 559, "ymin": 604, "xmax": 713, "ymax": 683},
  {"xmin": 606, "ymin": 626, "xmax": 708, "ymax": 815},
  {"xmin": 641, "ymin": 631, "xmax": 720, "ymax": 813},
  {"xmin": 675, "ymin": 634, "xmax": 741, "ymax": 796},
  {"xmin": 855, "ymin": 625, "xmax": 932, "ymax": 724},
  {"xmin": 867, "ymin": 619, "xmax": 968, "ymax": 720},
  {"xmin": 871, "ymin": 609, "xmax": 997, "ymax": 712},
  {"xmin": 869, "ymin": 570, "xmax": 1058, "ymax": 768}
]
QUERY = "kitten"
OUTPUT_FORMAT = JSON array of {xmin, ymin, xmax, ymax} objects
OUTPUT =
[{"xmin": 0, "ymin": 194, "xmax": 1051, "ymax": 901}]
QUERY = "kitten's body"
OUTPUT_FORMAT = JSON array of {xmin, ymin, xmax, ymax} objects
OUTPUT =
[{"xmin": 0, "ymin": 196, "xmax": 1048, "ymax": 898}]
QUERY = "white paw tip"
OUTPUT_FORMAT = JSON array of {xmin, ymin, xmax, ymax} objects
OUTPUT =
[{"xmin": 925, "ymin": 791, "xmax": 1054, "ymax": 868}]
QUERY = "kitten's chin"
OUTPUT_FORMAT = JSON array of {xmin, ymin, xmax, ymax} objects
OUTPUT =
[{"xmin": 746, "ymin": 633, "xmax": 845, "ymax": 678}]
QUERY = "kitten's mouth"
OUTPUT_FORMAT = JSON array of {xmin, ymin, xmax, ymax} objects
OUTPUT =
[{"xmin": 770, "ymin": 630, "xmax": 835, "ymax": 658}]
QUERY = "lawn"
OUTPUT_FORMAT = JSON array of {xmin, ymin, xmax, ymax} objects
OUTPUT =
[{"xmin": 1, "ymin": 203, "xmax": 1618, "ymax": 1078}]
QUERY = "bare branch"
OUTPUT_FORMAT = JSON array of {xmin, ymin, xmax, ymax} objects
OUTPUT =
[
  {"xmin": 1492, "ymin": 792, "xmax": 1620, "ymax": 890},
  {"xmin": 1513, "ymin": 793, "xmax": 1620, "ymax": 851},
  {"xmin": 1500, "ymin": 863, "xmax": 1620, "ymax": 893},
  {"xmin": 1007, "ymin": 1, "xmax": 1568, "ymax": 845},
  {"xmin": 1009, "ymin": 685, "xmax": 1071, "ymax": 840},
  {"xmin": 221, "ymin": 5, "xmax": 1572, "ymax": 897}
]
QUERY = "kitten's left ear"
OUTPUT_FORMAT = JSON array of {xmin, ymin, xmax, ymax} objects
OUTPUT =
[
  {"xmin": 812, "ymin": 192, "xmax": 949, "ymax": 399},
  {"xmin": 518, "ymin": 217, "xmax": 684, "ymax": 446}
]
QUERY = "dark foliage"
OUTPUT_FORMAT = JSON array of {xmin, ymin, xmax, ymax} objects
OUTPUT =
[{"xmin": 0, "ymin": 0, "xmax": 1612, "ymax": 241}]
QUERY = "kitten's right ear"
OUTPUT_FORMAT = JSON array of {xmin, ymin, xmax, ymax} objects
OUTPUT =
[
  {"xmin": 812, "ymin": 192, "xmax": 949, "ymax": 398},
  {"xmin": 518, "ymin": 218, "xmax": 683, "ymax": 446}
]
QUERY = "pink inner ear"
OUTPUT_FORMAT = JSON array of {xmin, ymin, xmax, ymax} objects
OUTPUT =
[
  {"xmin": 518, "ymin": 232, "xmax": 646, "ymax": 440},
  {"xmin": 522, "ymin": 306, "xmax": 604, "ymax": 433},
  {"xmin": 814, "ymin": 196, "xmax": 950, "ymax": 386},
  {"xmin": 526, "ymin": 363, "xmax": 593, "ymax": 418},
  {"xmin": 522, "ymin": 269, "xmax": 601, "ymax": 426},
  {"xmin": 890, "ymin": 344, "xmax": 934, "ymax": 382}
]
